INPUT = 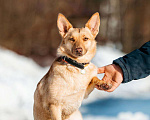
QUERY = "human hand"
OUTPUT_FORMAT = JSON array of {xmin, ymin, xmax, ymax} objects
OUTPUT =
[{"xmin": 97, "ymin": 64, "xmax": 123, "ymax": 92}]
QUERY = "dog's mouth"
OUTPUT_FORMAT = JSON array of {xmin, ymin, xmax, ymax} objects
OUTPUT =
[
  {"xmin": 71, "ymin": 53, "xmax": 83, "ymax": 58},
  {"xmin": 71, "ymin": 47, "xmax": 86, "ymax": 57},
  {"xmin": 75, "ymin": 52, "xmax": 83, "ymax": 57},
  {"xmin": 71, "ymin": 49, "xmax": 84, "ymax": 57}
]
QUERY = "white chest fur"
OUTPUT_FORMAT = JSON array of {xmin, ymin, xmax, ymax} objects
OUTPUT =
[{"xmin": 43, "ymin": 62, "xmax": 97, "ymax": 116}]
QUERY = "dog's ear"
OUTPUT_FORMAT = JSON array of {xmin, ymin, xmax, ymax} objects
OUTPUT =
[
  {"xmin": 85, "ymin": 12, "xmax": 100, "ymax": 37},
  {"xmin": 57, "ymin": 13, "xmax": 73, "ymax": 37}
]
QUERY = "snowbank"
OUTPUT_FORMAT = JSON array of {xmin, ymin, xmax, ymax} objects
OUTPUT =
[
  {"xmin": 0, "ymin": 47, "xmax": 48, "ymax": 120},
  {"xmin": 84, "ymin": 112, "xmax": 149, "ymax": 120}
]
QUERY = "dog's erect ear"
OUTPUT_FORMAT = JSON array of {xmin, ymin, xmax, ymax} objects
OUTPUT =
[
  {"xmin": 57, "ymin": 13, "xmax": 73, "ymax": 37},
  {"xmin": 85, "ymin": 12, "xmax": 100, "ymax": 37}
]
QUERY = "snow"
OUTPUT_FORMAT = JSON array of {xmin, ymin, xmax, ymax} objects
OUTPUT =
[
  {"xmin": 84, "ymin": 112, "xmax": 149, "ymax": 120},
  {"xmin": 0, "ymin": 47, "xmax": 48, "ymax": 120},
  {"xmin": 0, "ymin": 46, "xmax": 150, "ymax": 120}
]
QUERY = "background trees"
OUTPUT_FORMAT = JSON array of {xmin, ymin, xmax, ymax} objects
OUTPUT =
[{"xmin": 0, "ymin": 0, "xmax": 149, "ymax": 66}]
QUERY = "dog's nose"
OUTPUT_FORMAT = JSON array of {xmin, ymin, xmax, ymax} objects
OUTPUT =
[{"xmin": 75, "ymin": 47, "xmax": 83, "ymax": 54}]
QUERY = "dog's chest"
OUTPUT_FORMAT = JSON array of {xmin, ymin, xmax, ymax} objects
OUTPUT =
[
  {"xmin": 49, "ymin": 63, "xmax": 96, "ymax": 96},
  {"xmin": 62, "ymin": 63, "xmax": 97, "ymax": 88},
  {"xmin": 54, "ymin": 63, "xmax": 97, "ymax": 114},
  {"xmin": 61, "ymin": 88, "xmax": 85, "ymax": 116},
  {"xmin": 47, "ymin": 62, "xmax": 97, "ymax": 116}
]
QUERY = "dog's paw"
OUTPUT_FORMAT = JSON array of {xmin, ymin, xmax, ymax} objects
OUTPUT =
[{"xmin": 95, "ymin": 81, "xmax": 112, "ymax": 90}]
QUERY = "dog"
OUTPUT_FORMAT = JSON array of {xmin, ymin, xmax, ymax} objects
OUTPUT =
[{"xmin": 33, "ymin": 12, "xmax": 112, "ymax": 120}]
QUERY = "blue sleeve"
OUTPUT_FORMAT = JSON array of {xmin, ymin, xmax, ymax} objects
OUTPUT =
[{"xmin": 113, "ymin": 41, "xmax": 150, "ymax": 83}]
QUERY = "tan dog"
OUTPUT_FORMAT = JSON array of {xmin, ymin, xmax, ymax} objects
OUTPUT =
[{"xmin": 33, "ymin": 12, "xmax": 112, "ymax": 120}]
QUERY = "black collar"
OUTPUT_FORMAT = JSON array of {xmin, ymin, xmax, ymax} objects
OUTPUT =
[{"xmin": 57, "ymin": 56, "xmax": 89, "ymax": 69}]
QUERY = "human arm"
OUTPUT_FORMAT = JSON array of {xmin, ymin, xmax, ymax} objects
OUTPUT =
[
  {"xmin": 113, "ymin": 41, "xmax": 150, "ymax": 83},
  {"xmin": 98, "ymin": 41, "xmax": 150, "ymax": 92}
]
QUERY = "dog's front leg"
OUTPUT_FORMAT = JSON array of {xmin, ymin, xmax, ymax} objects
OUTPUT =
[
  {"xmin": 84, "ymin": 77, "xmax": 112, "ymax": 98},
  {"xmin": 84, "ymin": 79, "xmax": 95, "ymax": 98},
  {"xmin": 49, "ymin": 104, "xmax": 62, "ymax": 120}
]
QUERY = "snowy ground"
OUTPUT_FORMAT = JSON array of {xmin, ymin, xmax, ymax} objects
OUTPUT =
[{"xmin": 0, "ymin": 46, "xmax": 150, "ymax": 120}]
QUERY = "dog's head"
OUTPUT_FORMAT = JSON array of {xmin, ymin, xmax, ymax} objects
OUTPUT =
[{"xmin": 57, "ymin": 12, "xmax": 100, "ymax": 63}]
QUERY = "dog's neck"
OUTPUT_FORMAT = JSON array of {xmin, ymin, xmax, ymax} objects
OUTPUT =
[
  {"xmin": 57, "ymin": 56, "xmax": 89, "ymax": 69},
  {"xmin": 57, "ymin": 42, "xmax": 97, "ymax": 63}
]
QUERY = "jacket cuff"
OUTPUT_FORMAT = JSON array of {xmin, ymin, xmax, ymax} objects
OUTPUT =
[{"xmin": 113, "ymin": 58, "xmax": 132, "ymax": 83}]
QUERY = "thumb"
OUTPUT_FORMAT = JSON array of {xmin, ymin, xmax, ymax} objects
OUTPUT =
[{"xmin": 97, "ymin": 66, "xmax": 105, "ymax": 74}]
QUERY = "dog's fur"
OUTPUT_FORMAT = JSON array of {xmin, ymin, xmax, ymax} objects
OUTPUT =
[{"xmin": 34, "ymin": 12, "xmax": 111, "ymax": 120}]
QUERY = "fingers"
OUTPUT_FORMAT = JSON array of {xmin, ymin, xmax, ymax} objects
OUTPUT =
[
  {"xmin": 95, "ymin": 74, "xmax": 120, "ymax": 92},
  {"xmin": 95, "ymin": 74, "xmax": 112, "ymax": 90},
  {"xmin": 105, "ymin": 81, "xmax": 121, "ymax": 92},
  {"xmin": 97, "ymin": 66, "xmax": 105, "ymax": 74},
  {"xmin": 97, "ymin": 64, "xmax": 123, "ymax": 92},
  {"xmin": 106, "ymin": 87, "xmax": 116, "ymax": 92}
]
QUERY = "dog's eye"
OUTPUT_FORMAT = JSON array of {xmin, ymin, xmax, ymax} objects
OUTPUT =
[
  {"xmin": 69, "ymin": 38, "xmax": 75, "ymax": 42},
  {"xmin": 83, "ymin": 37, "xmax": 89, "ymax": 41}
]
